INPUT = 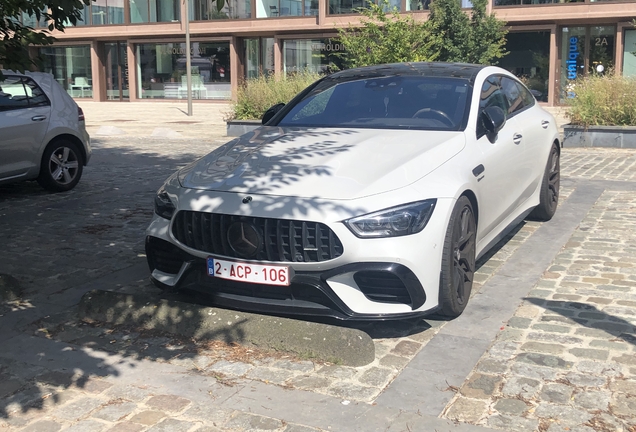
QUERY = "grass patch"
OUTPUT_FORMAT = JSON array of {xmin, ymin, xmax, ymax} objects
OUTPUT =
[
  {"xmin": 567, "ymin": 74, "xmax": 636, "ymax": 127},
  {"xmin": 227, "ymin": 71, "xmax": 322, "ymax": 121}
]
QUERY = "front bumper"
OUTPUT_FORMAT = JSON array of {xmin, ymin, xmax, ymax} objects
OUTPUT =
[{"xmin": 146, "ymin": 236, "xmax": 437, "ymax": 320}]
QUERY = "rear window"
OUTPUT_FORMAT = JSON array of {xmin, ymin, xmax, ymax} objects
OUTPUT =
[{"xmin": 277, "ymin": 76, "xmax": 472, "ymax": 131}]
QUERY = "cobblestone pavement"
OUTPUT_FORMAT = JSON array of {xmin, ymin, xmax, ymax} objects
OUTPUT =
[{"xmin": 0, "ymin": 135, "xmax": 635, "ymax": 432}]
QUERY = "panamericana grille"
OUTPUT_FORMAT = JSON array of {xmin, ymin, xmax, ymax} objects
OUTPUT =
[{"xmin": 172, "ymin": 211, "xmax": 344, "ymax": 263}]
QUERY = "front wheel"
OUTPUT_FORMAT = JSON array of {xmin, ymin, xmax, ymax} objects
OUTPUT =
[
  {"xmin": 37, "ymin": 140, "xmax": 84, "ymax": 193},
  {"xmin": 529, "ymin": 142, "xmax": 560, "ymax": 221},
  {"xmin": 438, "ymin": 196, "xmax": 476, "ymax": 318}
]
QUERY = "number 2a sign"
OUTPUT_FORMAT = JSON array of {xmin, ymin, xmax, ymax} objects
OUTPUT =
[{"xmin": 595, "ymin": 37, "xmax": 608, "ymax": 46}]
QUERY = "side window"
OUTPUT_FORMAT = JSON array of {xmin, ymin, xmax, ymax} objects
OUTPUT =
[
  {"xmin": 501, "ymin": 77, "xmax": 525, "ymax": 116},
  {"xmin": 477, "ymin": 76, "xmax": 508, "ymax": 137},
  {"xmin": 0, "ymin": 77, "xmax": 30, "ymax": 111},
  {"xmin": 0, "ymin": 77, "xmax": 50, "ymax": 111},
  {"xmin": 24, "ymin": 78, "xmax": 50, "ymax": 107},
  {"xmin": 515, "ymin": 81, "xmax": 536, "ymax": 109}
]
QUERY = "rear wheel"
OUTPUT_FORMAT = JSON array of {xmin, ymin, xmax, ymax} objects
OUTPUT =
[
  {"xmin": 439, "ymin": 196, "xmax": 476, "ymax": 318},
  {"xmin": 529, "ymin": 143, "xmax": 560, "ymax": 221},
  {"xmin": 37, "ymin": 140, "xmax": 84, "ymax": 192}
]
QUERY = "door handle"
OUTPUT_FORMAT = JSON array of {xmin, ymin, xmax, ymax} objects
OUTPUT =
[
  {"xmin": 513, "ymin": 133, "xmax": 523, "ymax": 145},
  {"xmin": 31, "ymin": 115, "xmax": 47, "ymax": 122},
  {"xmin": 541, "ymin": 120, "xmax": 550, "ymax": 129}
]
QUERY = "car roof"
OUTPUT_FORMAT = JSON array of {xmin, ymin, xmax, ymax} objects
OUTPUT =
[{"xmin": 326, "ymin": 62, "xmax": 486, "ymax": 85}]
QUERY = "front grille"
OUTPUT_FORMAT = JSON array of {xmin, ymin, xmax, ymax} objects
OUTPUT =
[
  {"xmin": 354, "ymin": 271, "xmax": 412, "ymax": 305},
  {"xmin": 172, "ymin": 211, "xmax": 344, "ymax": 263},
  {"xmin": 146, "ymin": 236, "xmax": 186, "ymax": 274}
]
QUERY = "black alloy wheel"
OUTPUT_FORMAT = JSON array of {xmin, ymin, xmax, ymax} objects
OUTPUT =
[
  {"xmin": 439, "ymin": 196, "xmax": 476, "ymax": 318},
  {"xmin": 529, "ymin": 142, "xmax": 560, "ymax": 221}
]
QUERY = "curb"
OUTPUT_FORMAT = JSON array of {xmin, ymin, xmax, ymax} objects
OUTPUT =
[{"xmin": 78, "ymin": 289, "xmax": 375, "ymax": 366}]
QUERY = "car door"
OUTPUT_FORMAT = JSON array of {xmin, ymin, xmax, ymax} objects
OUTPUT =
[
  {"xmin": 509, "ymin": 79, "xmax": 554, "ymax": 196},
  {"xmin": 0, "ymin": 76, "xmax": 51, "ymax": 181},
  {"xmin": 473, "ymin": 75, "xmax": 528, "ymax": 239}
]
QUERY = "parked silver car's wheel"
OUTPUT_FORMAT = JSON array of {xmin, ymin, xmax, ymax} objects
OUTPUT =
[{"xmin": 37, "ymin": 140, "xmax": 84, "ymax": 192}]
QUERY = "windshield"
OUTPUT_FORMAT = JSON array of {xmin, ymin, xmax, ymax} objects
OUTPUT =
[{"xmin": 277, "ymin": 76, "xmax": 472, "ymax": 131}]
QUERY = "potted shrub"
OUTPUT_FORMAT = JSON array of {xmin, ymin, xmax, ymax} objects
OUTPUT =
[{"xmin": 564, "ymin": 73, "xmax": 636, "ymax": 148}]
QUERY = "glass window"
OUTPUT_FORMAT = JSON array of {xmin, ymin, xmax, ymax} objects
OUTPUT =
[
  {"xmin": 256, "ymin": 0, "xmax": 316, "ymax": 17},
  {"xmin": 623, "ymin": 29, "xmax": 636, "ymax": 77},
  {"xmin": 560, "ymin": 27, "xmax": 585, "ymax": 101},
  {"xmin": 245, "ymin": 38, "xmax": 275, "ymax": 78},
  {"xmin": 589, "ymin": 26, "xmax": 614, "ymax": 75},
  {"xmin": 283, "ymin": 39, "xmax": 346, "ymax": 75},
  {"xmin": 91, "ymin": 0, "xmax": 125, "ymax": 24},
  {"xmin": 494, "ymin": 0, "xmax": 583, "ymax": 5},
  {"xmin": 406, "ymin": 0, "xmax": 430, "ymax": 10},
  {"xmin": 479, "ymin": 76, "xmax": 508, "ymax": 112},
  {"xmin": 499, "ymin": 31, "xmax": 549, "ymax": 102},
  {"xmin": 40, "ymin": 45, "xmax": 93, "ymax": 98},
  {"xmin": 277, "ymin": 76, "xmax": 471, "ymax": 131},
  {"xmin": 190, "ymin": 0, "xmax": 251, "ymax": 19},
  {"xmin": 500, "ymin": 76, "xmax": 526, "ymax": 115},
  {"xmin": 328, "ymin": 0, "xmax": 365, "ymax": 14},
  {"xmin": 0, "ymin": 77, "xmax": 31, "ymax": 111},
  {"xmin": 130, "ymin": 0, "xmax": 179, "ymax": 22},
  {"xmin": 136, "ymin": 42, "xmax": 231, "ymax": 99}
]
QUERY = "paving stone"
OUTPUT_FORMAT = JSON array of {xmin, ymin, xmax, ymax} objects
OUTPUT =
[
  {"xmin": 181, "ymin": 404, "xmax": 233, "ymax": 425},
  {"xmin": 575, "ymin": 328, "xmax": 612, "ymax": 338},
  {"xmin": 520, "ymin": 342, "xmax": 565, "ymax": 355},
  {"xmin": 82, "ymin": 379, "xmax": 114, "ymax": 394},
  {"xmin": 65, "ymin": 419, "xmax": 109, "ymax": 432},
  {"xmin": 507, "ymin": 317, "xmax": 532, "ymax": 329},
  {"xmin": 207, "ymin": 360, "xmax": 253, "ymax": 376},
  {"xmin": 587, "ymin": 297, "xmax": 613, "ymax": 305},
  {"xmin": 316, "ymin": 365, "xmax": 358, "ymax": 379},
  {"xmin": 546, "ymin": 424, "xmax": 594, "ymax": 432},
  {"xmin": 51, "ymin": 396, "xmax": 104, "ymax": 421},
  {"xmin": 224, "ymin": 412, "xmax": 283, "ymax": 430},
  {"xmin": 573, "ymin": 390, "xmax": 610, "ymax": 411},
  {"xmin": 563, "ymin": 372, "xmax": 607, "ymax": 388},
  {"xmin": 444, "ymin": 397, "xmax": 487, "ymax": 422},
  {"xmin": 459, "ymin": 373, "xmax": 502, "ymax": 399},
  {"xmin": 486, "ymin": 414, "xmax": 539, "ymax": 432},
  {"xmin": 390, "ymin": 340, "xmax": 422, "ymax": 357},
  {"xmin": 609, "ymin": 378, "xmax": 636, "ymax": 393},
  {"xmin": 0, "ymin": 377, "xmax": 25, "ymax": 398},
  {"xmin": 474, "ymin": 357, "xmax": 509, "ymax": 374},
  {"xmin": 487, "ymin": 341, "xmax": 519, "ymax": 359},
  {"xmin": 378, "ymin": 354, "xmax": 409, "ymax": 370},
  {"xmin": 34, "ymin": 371, "xmax": 75, "ymax": 389},
  {"xmin": 93, "ymin": 401, "xmax": 137, "ymax": 422},
  {"xmin": 576, "ymin": 360, "xmax": 624, "ymax": 376},
  {"xmin": 326, "ymin": 382, "xmax": 378, "ymax": 401},
  {"xmin": 107, "ymin": 422, "xmax": 145, "ymax": 432},
  {"xmin": 514, "ymin": 353, "xmax": 573, "ymax": 369},
  {"xmin": 21, "ymin": 420, "xmax": 64, "ymax": 432},
  {"xmin": 493, "ymin": 398, "xmax": 528, "ymax": 415},
  {"xmin": 270, "ymin": 359, "xmax": 315, "ymax": 373},
  {"xmin": 613, "ymin": 353, "xmax": 636, "ymax": 365},
  {"xmin": 146, "ymin": 418, "xmax": 196, "ymax": 432},
  {"xmin": 501, "ymin": 376, "xmax": 541, "ymax": 399},
  {"xmin": 527, "ymin": 332, "xmax": 582, "ymax": 345},
  {"xmin": 288, "ymin": 375, "xmax": 332, "ymax": 390},
  {"xmin": 609, "ymin": 393, "xmax": 636, "ymax": 418},
  {"xmin": 193, "ymin": 426, "xmax": 223, "ymax": 432},
  {"xmin": 510, "ymin": 363, "xmax": 559, "ymax": 380},
  {"xmin": 145, "ymin": 395, "xmax": 191, "ymax": 413},
  {"xmin": 282, "ymin": 424, "xmax": 322, "ymax": 432},
  {"xmin": 358, "ymin": 367, "xmax": 393, "ymax": 387},
  {"xmin": 533, "ymin": 403, "xmax": 593, "ymax": 424},
  {"xmin": 531, "ymin": 324, "xmax": 572, "ymax": 334},
  {"xmin": 245, "ymin": 367, "xmax": 294, "ymax": 385},
  {"xmin": 569, "ymin": 347, "xmax": 609, "ymax": 360},
  {"xmin": 129, "ymin": 411, "xmax": 166, "ymax": 426},
  {"xmin": 539, "ymin": 383, "xmax": 574, "ymax": 404},
  {"xmin": 589, "ymin": 339, "xmax": 630, "ymax": 351},
  {"xmin": 104, "ymin": 385, "xmax": 152, "ymax": 402},
  {"xmin": 498, "ymin": 329, "xmax": 525, "ymax": 342}
]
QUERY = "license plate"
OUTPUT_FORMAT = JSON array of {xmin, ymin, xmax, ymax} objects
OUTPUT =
[{"xmin": 207, "ymin": 257, "xmax": 291, "ymax": 286}]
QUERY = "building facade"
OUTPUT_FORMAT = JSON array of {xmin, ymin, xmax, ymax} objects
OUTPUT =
[{"xmin": 29, "ymin": 0, "xmax": 636, "ymax": 105}]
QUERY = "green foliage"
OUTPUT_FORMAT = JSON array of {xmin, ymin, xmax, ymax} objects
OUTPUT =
[
  {"xmin": 227, "ymin": 71, "xmax": 322, "ymax": 121},
  {"xmin": 337, "ymin": 0, "xmax": 508, "ymax": 68},
  {"xmin": 336, "ymin": 1, "xmax": 438, "ymax": 68},
  {"xmin": 567, "ymin": 73, "xmax": 636, "ymax": 127},
  {"xmin": 428, "ymin": 0, "xmax": 508, "ymax": 64},
  {"xmin": 0, "ymin": 0, "xmax": 91, "ymax": 76}
]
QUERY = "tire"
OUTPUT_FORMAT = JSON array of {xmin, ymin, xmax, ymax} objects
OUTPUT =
[
  {"xmin": 529, "ymin": 142, "xmax": 560, "ymax": 222},
  {"xmin": 37, "ymin": 140, "xmax": 84, "ymax": 193},
  {"xmin": 438, "ymin": 196, "xmax": 476, "ymax": 318}
]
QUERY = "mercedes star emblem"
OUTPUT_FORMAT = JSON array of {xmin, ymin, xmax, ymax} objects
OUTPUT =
[{"xmin": 227, "ymin": 221, "xmax": 262, "ymax": 258}]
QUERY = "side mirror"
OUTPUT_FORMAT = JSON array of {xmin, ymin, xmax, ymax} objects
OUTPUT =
[
  {"xmin": 481, "ymin": 106, "xmax": 506, "ymax": 142},
  {"xmin": 262, "ymin": 103, "xmax": 285, "ymax": 125}
]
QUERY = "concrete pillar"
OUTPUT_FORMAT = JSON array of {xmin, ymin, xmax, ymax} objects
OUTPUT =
[
  {"xmin": 548, "ymin": 24, "xmax": 558, "ymax": 106},
  {"xmin": 90, "ymin": 41, "xmax": 102, "ymax": 101},
  {"xmin": 274, "ymin": 37, "xmax": 283, "ymax": 77},
  {"xmin": 230, "ymin": 36, "xmax": 240, "ymax": 100},
  {"xmin": 127, "ymin": 42, "xmax": 138, "ymax": 101}
]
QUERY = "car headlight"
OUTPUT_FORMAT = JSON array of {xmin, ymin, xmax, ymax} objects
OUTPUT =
[
  {"xmin": 344, "ymin": 199, "xmax": 437, "ymax": 238},
  {"xmin": 154, "ymin": 187, "xmax": 176, "ymax": 220}
]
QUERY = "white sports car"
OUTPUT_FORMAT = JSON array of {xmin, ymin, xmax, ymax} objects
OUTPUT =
[{"xmin": 145, "ymin": 62, "xmax": 560, "ymax": 320}]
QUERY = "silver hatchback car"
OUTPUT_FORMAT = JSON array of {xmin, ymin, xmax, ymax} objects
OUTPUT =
[{"xmin": 0, "ymin": 70, "xmax": 91, "ymax": 192}]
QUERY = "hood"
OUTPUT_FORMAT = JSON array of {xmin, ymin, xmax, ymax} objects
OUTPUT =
[{"xmin": 179, "ymin": 127, "xmax": 465, "ymax": 200}]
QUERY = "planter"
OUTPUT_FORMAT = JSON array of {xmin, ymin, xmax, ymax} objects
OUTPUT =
[
  {"xmin": 226, "ymin": 119, "xmax": 261, "ymax": 137},
  {"xmin": 563, "ymin": 125, "xmax": 636, "ymax": 148}
]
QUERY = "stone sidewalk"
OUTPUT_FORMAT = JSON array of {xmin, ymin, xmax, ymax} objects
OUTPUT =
[{"xmin": 0, "ymin": 137, "xmax": 635, "ymax": 432}]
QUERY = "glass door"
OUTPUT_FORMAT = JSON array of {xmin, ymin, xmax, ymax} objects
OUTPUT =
[{"xmin": 105, "ymin": 42, "xmax": 129, "ymax": 101}]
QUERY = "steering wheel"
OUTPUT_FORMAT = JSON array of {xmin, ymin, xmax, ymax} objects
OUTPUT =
[{"xmin": 412, "ymin": 108, "xmax": 454, "ymax": 127}]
